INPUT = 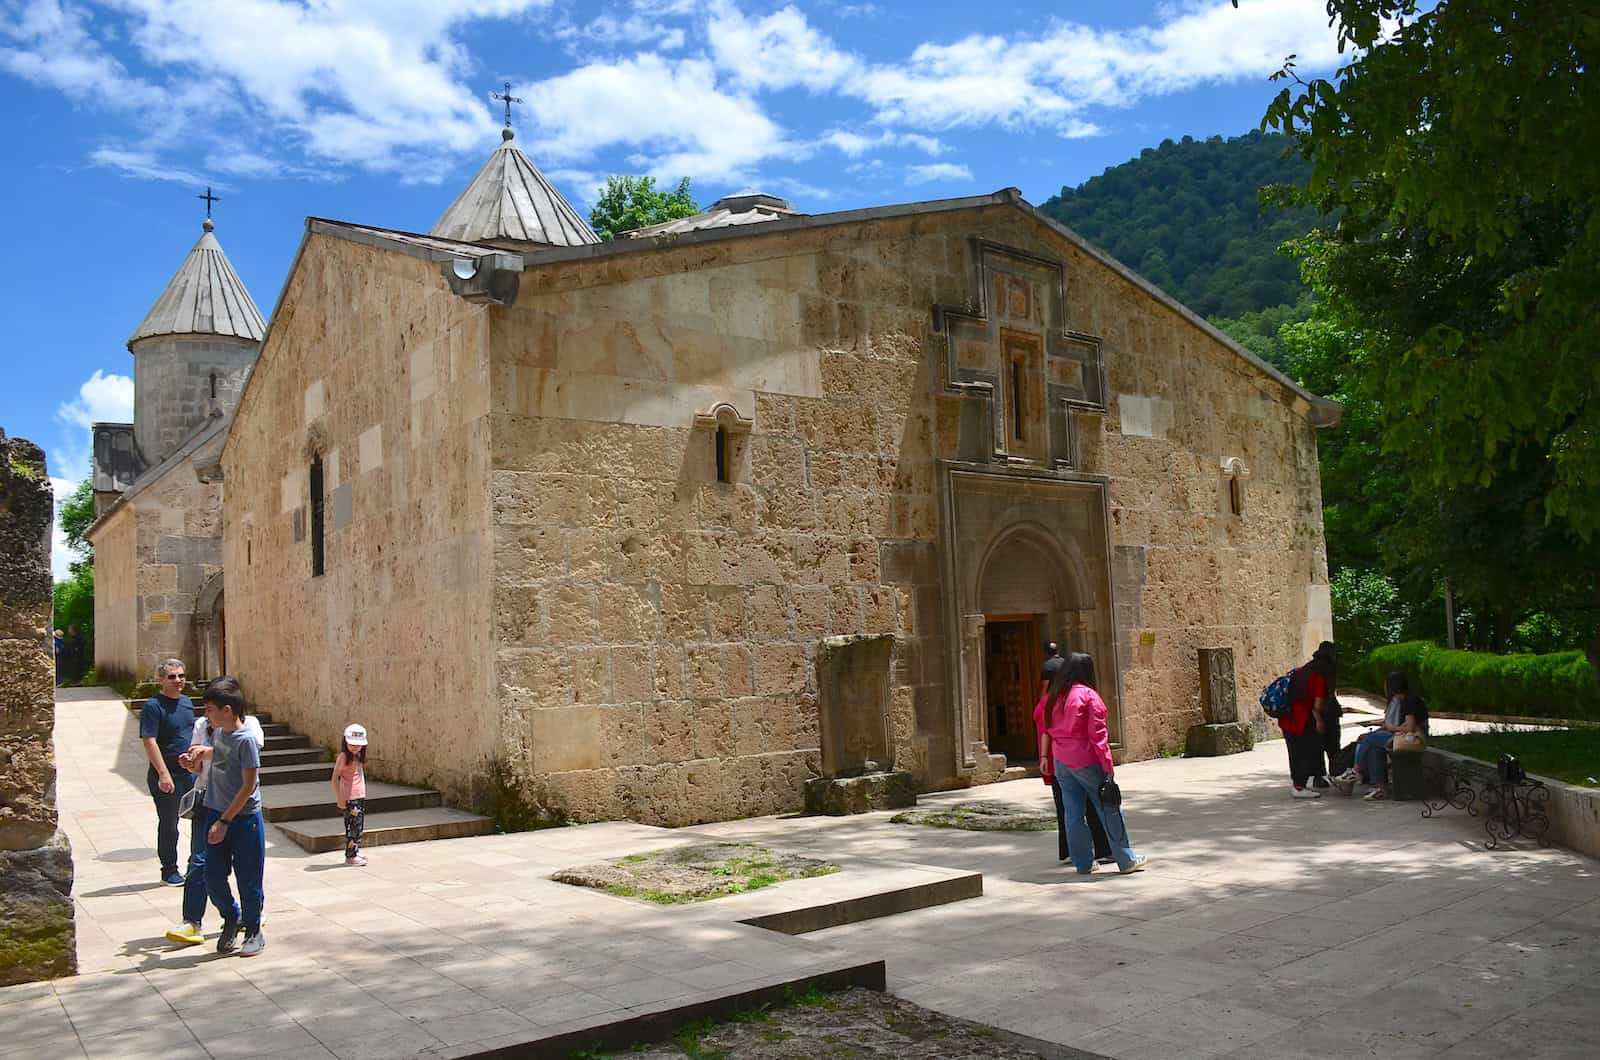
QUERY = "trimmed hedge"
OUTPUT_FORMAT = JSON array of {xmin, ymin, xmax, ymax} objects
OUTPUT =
[{"xmin": 1349, "ymin": 641, "xmax": 1600, "ymax": 723}]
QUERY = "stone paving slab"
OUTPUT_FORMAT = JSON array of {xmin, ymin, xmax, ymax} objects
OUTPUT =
[{"xmin": 11, "ymin": 688, "xmax": 1599, "ymax": 1060}]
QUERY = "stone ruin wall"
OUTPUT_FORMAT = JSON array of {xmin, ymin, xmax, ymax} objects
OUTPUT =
[
  {"xmin": 487, "ymin": 204, "xmax": 1329, "ymax": 825},
  {"xmin": 0, "ymin": 431, "xmax": 76, "ymax": 985},
  {"xmin": 222, "ymin": 237, "xmax": 499, "ymax": 808}
]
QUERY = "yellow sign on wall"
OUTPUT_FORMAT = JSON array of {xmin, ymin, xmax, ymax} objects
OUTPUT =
[{"xmin": 149, "ymin": 611, "xmax": 173, "ymax": 623}]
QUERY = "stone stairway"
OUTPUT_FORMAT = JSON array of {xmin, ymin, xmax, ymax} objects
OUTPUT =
[{"xmin": 125, "ymin": 701, "xmax": 495, "ymax": 853}]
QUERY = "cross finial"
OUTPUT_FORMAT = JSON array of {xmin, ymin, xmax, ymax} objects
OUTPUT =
[
  {"xmin": 491, "ymin": 81, "xmax": 523, "ymax": 129},
  {"xmin": 197, "ymin": 186, "xmax": 220, "ymax": 219}
]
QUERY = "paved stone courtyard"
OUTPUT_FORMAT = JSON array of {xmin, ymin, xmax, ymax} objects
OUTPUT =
[{"xmin": 5, "ymin": 687, "xmax": 1598, "ymax": 1059}]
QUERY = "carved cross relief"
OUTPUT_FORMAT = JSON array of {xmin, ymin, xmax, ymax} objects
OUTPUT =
[{"xmin": 934, "ymin": 240, "xmax": 1107, "ymax": 469}]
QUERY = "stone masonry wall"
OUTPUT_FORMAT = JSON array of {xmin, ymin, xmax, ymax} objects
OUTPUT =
[
  {"xmin": 0, "ymin": 430, "xmax": 76, "ymax": 984},
  {"xmin": 487, "ymin": 203, "xmax": 1329, "ymax": 825},
  {"xmin": 90, "ymin": 450, "xmax": 226, "ymax": 683},
  {"xmin": 90, "ymin": 502, "xmax": 137, "ymax": 681},
  {"xmin": 133, "ymin": 335, "xmax": 256, "ymax": 468},
  {"xmin": 223, "ymin": 236, "xmax": 498, "ymax": 807}
]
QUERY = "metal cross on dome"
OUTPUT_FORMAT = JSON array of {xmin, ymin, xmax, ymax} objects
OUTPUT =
[
  {"xmin": 196, "ymin": 186, "xmax": 220, "ymax": 218},
  {"xmin": 492, "ymin": 81, "xmax": 523, "ymax": 129}
]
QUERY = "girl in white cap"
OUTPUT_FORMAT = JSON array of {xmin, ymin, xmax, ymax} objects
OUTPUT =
[{"xmin": 332, "ymin": 723, "xmax": 369, "ymax": 866}]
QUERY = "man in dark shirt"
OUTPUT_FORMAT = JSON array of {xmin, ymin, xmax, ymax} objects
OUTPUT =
[
  {"xmin": 1039, "ymin": 642, "xmax": 1063, "ymax": 695},
  {"xmin": 139, "ymin": 659, "xmax": 196, "ymax": 886}
]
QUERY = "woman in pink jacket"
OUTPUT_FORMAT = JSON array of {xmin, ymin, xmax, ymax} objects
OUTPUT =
[{"xmin": 1036, "ymin": 653, "xmax": 1148, "ymax": 875}]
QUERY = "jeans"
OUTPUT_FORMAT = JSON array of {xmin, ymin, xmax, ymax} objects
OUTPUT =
[
  {"xmin": 147, "ymin": 759, "xmax": 193, "ymax": 876},
  {"xmin": 1055, "ymin": 761, "xmax": 1138, "ymax": 873},
  {"xmin": 203, "ymin": 808, "xmax": 266, "ymax": 934},
  {"xmin": 1050, "ymin": 774, "xmax": 1111, "ymax": 862},
  {"xmin": 1357, "ymin": 731, "xmax": 1395, "ymax": 784},
  {"xmin": 182, "ymin": 810, "xmax": 210, "ymax": 925}
]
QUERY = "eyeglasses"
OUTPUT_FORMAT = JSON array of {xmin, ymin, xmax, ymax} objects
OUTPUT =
[{"xmin": 163, "ymin": 673, "xmax": 186, "ymax": 681}]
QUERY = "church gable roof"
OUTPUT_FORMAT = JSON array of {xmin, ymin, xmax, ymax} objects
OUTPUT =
[
  {"xmin": 430, "ymin": 130, "xmax": 600, "ymax": 249},
  {"xmin": 128, "ymin": 220, "xmax": 267, "ymax": 348}
]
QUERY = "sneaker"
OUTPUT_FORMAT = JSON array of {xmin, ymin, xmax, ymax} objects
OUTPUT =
[
  {"xmin": 161, "ymin": 871, "xmax": 185, "ymax": 887},
  {"xmin": 1331, "ymin": 777, "xmax": 1357, "ymax": 797},
  {"xmin": 1120, "ymin": 855, "xmax": 1150, "ymax": 875},
  {"xmin": 239, "ymin": 930, "xmax": 266, "ymax": 958},
  {"xmin": 216, "ymin": 920, "xmax": 241, "ymax": 955},
  {"xmin": 1363, "ymin": 787, "xmax": 1388, "ymax": 801},
  {"xmin": 1334, "ymin": 768, "xmax": 1360, "ymax": 783},
  {"xmin": 1291, "ymin": 787, "xmax": 1322, "ymax": 799},
  {"xmin": 344, "ymin": 854, "xmax": 368, "ymax": 867},
  {"xmin": 164, "ymin": 922, "xmax": 203, "ymax": 946}
]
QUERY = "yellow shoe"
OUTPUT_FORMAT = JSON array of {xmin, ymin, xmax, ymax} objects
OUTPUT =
[{"xmin": 165, "ymin": 922, "xmax": 203, "ymax": 946}]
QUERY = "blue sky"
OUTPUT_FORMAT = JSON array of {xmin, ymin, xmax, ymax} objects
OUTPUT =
[{"xmin": 0, "ymin": 0, "xmax": 1347, "ymax": 577}]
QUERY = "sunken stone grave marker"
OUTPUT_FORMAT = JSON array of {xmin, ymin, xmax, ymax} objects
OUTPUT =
[{"xmin": 804, "ymin": 634, "xmax": 916, "ymax": 815}]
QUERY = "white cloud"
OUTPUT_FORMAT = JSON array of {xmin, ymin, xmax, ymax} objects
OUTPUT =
[
  {"xmin": 91, "ymin": 147, "xmax": 216, "ymax": 186},
  {"xmin": 555, "ymin": 10, "xmax": 687, "ymax": 52},
  {"xmin": 49, "ymin": 369, "xmax": 134, "ymax": 580},
  {"xmin": 820, "ymin": 128, "xmax": 944, "ymax": 157},
  {"xmin": 707, "ymin": 1, "xmax": 855, "ymax": 92},
  {"xmin": 905, "ymin": 162, "xmax": 971, "ymax": 185},
  {"xmin": 523, "ymin": 53, "xmax": 786, "ymax": 183}
]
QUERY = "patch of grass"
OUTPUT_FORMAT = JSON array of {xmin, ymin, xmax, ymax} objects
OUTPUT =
[
  {"xmin": 971, "ymin": 1026, "xmax": 996, "ymax": 1038},
  {"xmin": 555, "ymin": 842, "xmax": 840, "ymax": 904},
  {"xmin": 7, "ymin": 452, "xmax": 45, "ymax": 481},
  {"xmin": 674, "ymin": 1017, "xmax": 727, "ymax": 1060},
  {"xmin": 783, "ymin": 984, "xmax": 840, "ymax": 1009},
  {"xmin": 1432, "ymin": 729, "xmax": 1600, "ymax": 787}
]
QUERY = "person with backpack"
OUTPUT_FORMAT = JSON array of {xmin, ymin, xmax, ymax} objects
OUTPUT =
[{"xmin": 1280, "ymin": 641, "xmax": 1337, "ymax": 799}]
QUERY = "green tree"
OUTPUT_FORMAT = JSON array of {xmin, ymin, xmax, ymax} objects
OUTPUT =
[
  {"xmin": 588, "ymin": 176, "xmax": 699, "ymax": 241},
  {"xmin": 59, "ymin": 478, "xmax": 95, "ymax": 559},
  {"xmin": 1262, "ymin": 0, "xmax": 1600, "ymax": 662}
]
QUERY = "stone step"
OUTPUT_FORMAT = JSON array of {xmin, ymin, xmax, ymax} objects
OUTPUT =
[
  {"xmin": 260, "ymin": 747, "xmax": 330, "ymax": 767},
  {"xmin": 258, "ymin": 762, "xmax": 335, "ymax": 786},
  {"xmin": 264, "ymin": 733, "xmax": 310, "ymax": 751},
  {"xmin": 259, "ymin": 722, "xmax": 289, "ymax": 737},
  {"xmin": 261, "ymin": 781, "xmax": 441, "ymax": 823},
  {"xmin": 120, "ymin": 700, "xmax": 272, "ymax": 724},
  {"xmin": 275, "ymin": 807, "xmax": 495, "ymax": 853}
]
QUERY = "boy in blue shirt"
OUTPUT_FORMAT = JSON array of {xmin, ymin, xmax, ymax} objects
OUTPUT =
[{"xmin": 197, "ymin": 675, "xmax": 266, "ymax": 957}]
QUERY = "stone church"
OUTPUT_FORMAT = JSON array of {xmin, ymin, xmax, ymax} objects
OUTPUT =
[
  {"xmin": 214, "ymin": 124, "xmax": 1337, "ymax": 826},
  {"xmin": 85, "ymin": 218, "xmax": 265, "ymax": 683}
]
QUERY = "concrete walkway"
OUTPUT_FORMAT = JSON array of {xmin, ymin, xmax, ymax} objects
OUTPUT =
[{"xmin": 6, "ymin": 688, "xmax": 1598, "ymax": 1060}]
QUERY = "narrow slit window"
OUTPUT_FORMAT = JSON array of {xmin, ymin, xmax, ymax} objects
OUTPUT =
[
  {"xmin": 246, "ymin": 539, "xmax": 252, "ymax": 566},
  {"xmin": 1229, "ymin": 474, "xmax": 1243, "ymax": 517},
  {"xmin": 1010, "ymin": 360, "xmax": 1025, "ymax": 441},
  {"xmin": 309, "ymin": 457, "xmax": 325, "ymax": 577},
  {"xmin": 209, "ymin": 372, "xmax": 218, "ymax": 400},
  {"xmin": 715, "ymin": 425, "xmax": 730, "ymax": 483}
]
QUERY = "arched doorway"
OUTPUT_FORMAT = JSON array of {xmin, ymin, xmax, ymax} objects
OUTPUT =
[
  {"xmin": 194, "ymin": 572, "xmax": 225, "ymax": 679},
  {"xmin": 976, "ymin": 526, "xmax": 1086, "ymax": 761}
]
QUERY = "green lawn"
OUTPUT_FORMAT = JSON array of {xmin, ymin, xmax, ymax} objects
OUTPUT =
[{"xmin": 1431, "ymin": 729, "xmax": 1600, "ymax": 788}]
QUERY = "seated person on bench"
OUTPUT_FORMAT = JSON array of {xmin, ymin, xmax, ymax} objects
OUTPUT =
[{"xmin": 1336, "ymin": 671, "xmax": 1427, "ymax": 800}]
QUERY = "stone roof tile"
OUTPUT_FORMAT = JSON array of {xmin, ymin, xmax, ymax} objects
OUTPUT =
[
  {"xmin": 127, "ymin": 220, "xmax": 266, "ymax": 348},
  {"xmin": 430, "ymin": 130, "xmax": 600, "ymax": 249}
]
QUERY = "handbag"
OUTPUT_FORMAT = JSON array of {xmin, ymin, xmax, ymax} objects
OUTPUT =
[
  {"xmin": 1391, "ymin": 731, "xmax": 1425, "ymax": 754},
  {"xmin": 1098, "ymin": 775, "xmax": 1122, "ymax": 809}
]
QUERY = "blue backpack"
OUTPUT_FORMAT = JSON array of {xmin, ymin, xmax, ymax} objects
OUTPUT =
[{"xmin": 1259, "ymin": 670, "xmax": 1297, "ymax": 719}]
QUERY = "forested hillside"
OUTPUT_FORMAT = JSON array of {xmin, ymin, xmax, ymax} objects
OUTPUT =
[{"xmin": 1038, "ymin": 131, "xmax": 1317, "ymax": 322}]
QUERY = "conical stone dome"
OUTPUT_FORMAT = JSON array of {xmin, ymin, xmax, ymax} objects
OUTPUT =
[
  {"xmin": 127, "ymin": 219, "xmax": 266, "ymax": 348},
  {"xmin": 431, "ymin": 128, "xmax": 600, "ymax": 249}
]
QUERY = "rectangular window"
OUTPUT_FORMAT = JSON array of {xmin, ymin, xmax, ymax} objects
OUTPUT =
[
  {"xmin": 1010, "ymin": 360, "xmax": 1025, "ymax": 441},
  {"xmin": 309, "ymin": 458, "xmax": 325, "ymax": 577}
]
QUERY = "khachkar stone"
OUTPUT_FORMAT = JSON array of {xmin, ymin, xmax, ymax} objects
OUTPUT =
[
  {"xmin": 1185, "ymin": 646, "xmax": 1254, "ymax": 758},
  {"xmin": 0, "ymin": 431, "xmax": 76, "ymax": 985},
  {"xmin": 804, "ymin": 634, "xmax": 917, "ymax": 815}
]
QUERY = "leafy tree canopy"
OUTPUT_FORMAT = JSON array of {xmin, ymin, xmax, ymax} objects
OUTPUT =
[
  {"xmin": 1263, "ymin": 0, "xmax": 1599, "ymax": 539},
  {"xmin": 59, "ymin": 478, "xmax": 95, "ymax": 561},
  {"xmin": 588, "ymin": 175, "xmax": 699, "ymax": 242}
]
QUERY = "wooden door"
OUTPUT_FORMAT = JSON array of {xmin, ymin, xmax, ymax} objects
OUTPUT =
[{"xmin": 984, "ymin": 616, "xmax": 1041, "ymax": 761}]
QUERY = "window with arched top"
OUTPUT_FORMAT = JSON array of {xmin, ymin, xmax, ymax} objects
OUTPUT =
[
  {"xmin": 1220, "ymin": 458, "xmax": 1250, "ymax": 518},
  {"xmin": 694, "ymin": 403, "xmax": 753, "ymax": 484}
]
